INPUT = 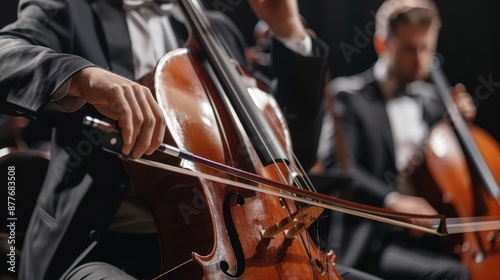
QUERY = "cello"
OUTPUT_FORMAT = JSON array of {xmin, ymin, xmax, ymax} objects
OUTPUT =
[
  {"xmin": 408, "ymin": 57, "xmax": 500, "ymax": 280},
  {"xmin": 116, "ymin": 0, "xmax": 341, "ymax": 278}
]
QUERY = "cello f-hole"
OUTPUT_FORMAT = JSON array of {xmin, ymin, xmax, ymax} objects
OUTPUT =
[
  {"xmin": 314, "ymin": 258, "xmax": 325, "ymax": 275},
  {"xmin": 221, "ymin": 192, "xmax": 246, "ymax": 277}
]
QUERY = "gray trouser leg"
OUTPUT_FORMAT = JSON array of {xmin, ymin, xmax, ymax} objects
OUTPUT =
[{"xmin": 64, "ymin": 262, "xmax": 137, "ymax": 280}]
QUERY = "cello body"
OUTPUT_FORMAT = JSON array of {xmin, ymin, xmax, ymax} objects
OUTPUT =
[
  {"xmin": 409, "ymin": 120, "xmax": 500, "ymax": 280},
  {"xmin": 124, "ymin": 47, "xmax": 341, "ymax": 279}
]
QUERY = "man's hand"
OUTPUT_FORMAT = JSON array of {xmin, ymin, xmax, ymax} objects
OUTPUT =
[
  {"xmin": 385, "ymin": 192, "xmax": 438, "ymax": 229},
  {"xmin": 451, "ymin": 83, "xmax": 477, "ymax": 122},
  {"xmin": 68, "ymin": 67, "xmax": 166, "ymax": 158},
  {"xmin": 247, "ymin": 0, "xmax": 307, "ymax": 41}
]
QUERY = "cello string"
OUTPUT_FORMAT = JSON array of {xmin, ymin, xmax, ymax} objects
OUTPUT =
[
  {"xmin": 219, "ymin": 74, "xmax": 327, "ymax": 262},
  {"xmin": 254, "ymin": 94, "xmax": 329, "ymax": 254},
  {"xmin": 180, "ymin": 1, "xmax": 323, "ymax": 275},
  {"xmin": 253, "ymin": 94, "xmax": 318, "ymax": 192},
  {"xmin": 251, "ymin": 86, "xmax": 333, "ymax": 257},
  {"xmin": 188, "ymin": 0, "xmax": 318, "ymax": 195},
  {"xmin": 187, "ymin": 0, "xmax": 325, "ymax": 269},
  {"xmin": 187, "ymin": 0, "xmax": 298, "ymax": 187}
]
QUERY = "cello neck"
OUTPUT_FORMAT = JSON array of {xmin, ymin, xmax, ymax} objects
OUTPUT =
[
  {"xmin": 430, "ymin": 57, "xmax": 500, "ymax": 198},
  {"xmin": 177, "ymin": 0, "xmax": 289, "ymax": 166}
]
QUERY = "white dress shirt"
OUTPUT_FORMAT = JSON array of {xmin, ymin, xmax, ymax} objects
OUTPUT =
[{"xmin": 374, "ymin": 59, "xmax": 428, "ymax": 173}]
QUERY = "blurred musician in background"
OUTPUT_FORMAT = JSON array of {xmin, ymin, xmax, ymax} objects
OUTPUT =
[{"xmin": 318, "ymin": 0, "xmax": 475, "ymax": 279}]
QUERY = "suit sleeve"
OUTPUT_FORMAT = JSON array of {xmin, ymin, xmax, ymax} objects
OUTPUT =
[
  {"xmin": 210, "ymin": 11, "xmax": 329, "ymax": 171},
  {"xmin": 0, "ymin": 0, "xmax": 94, "ymax": 120},
  {"xmin": 272, "ymin": 37, "xmax": 329, "ymax": 171},
  {"xmin": 330, "ymin": 91, "xmax": 392, "ymax": 207}
]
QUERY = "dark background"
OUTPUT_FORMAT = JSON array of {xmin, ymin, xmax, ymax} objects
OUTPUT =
[
  {"xmin": 1, "ymin": 0, "xmax": 499, "ymax": 142},
  {"xmin": 202, "ymin": 0, "xmax": 500, "ymax": 143}
]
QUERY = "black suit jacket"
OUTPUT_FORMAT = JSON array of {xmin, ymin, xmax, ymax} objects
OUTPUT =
[
  {"xmin": 0, "ymin": 0, "xmax": 328, "ymax": 279},
  {"xmin": 321, "ymin": 67, "xmax": 444, "ymax": 269}
]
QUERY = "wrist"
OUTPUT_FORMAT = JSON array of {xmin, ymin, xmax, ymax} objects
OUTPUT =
[
  {"xmin": 269, "ymin": 20, "xmax": 307, "ymax": 42},
  {"xmin": 274, "ymin": 34, "xmax": 313, "ymax": 57},
  {"xmin": 68, "ymin": 67, "xmax": 95, "ymax": 98}
]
